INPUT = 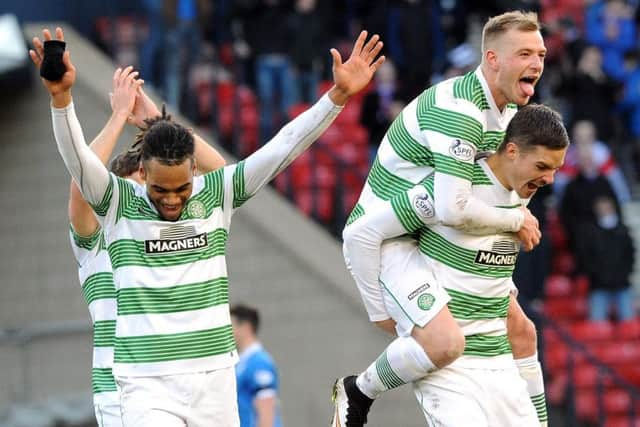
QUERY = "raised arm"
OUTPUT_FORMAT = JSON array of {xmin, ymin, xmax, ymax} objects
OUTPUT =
[
  {"xmin": 67, "ymin": 67, "xmax": 141, "ymax": 235},
  {"xmin": 229, "ymin": 31, "xmax": 385, "ymax": 206},
  {"xmin": 31, "ymin": 27, "xmax": 111, "ymax": 207}
]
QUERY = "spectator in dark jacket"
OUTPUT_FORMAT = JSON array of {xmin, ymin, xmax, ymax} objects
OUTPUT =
[
  {"xmin": 559, "ymin": 142, "xmax": 622, "ymax": 254},
  {"xmin": 576, "ymin": 196, "xmax": 636, "ymax": 321}
]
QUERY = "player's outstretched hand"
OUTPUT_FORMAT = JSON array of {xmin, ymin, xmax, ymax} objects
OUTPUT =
[
  {"xmin": 109, "ymin": 66, "xmax": 144, "ymax": 124},
  {"xmin": 328, "ymin": 30, "xmax": 385, "ymax": 106},
  {"xmin": 29, "ymin": 27, "xmax": 76, "ymax": 104}
]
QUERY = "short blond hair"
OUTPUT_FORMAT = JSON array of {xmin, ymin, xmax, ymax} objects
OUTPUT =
[{"xmin": 481, "ymin": 11, "xmax": 540, "ymax": 52}]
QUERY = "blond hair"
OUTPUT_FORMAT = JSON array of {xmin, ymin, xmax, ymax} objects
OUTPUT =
[{"xmin": 481, "ymin": 11, "xmax": 540, "ymax": 52}]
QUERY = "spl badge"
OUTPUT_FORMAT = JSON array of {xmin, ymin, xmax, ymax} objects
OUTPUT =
[
  {"xmin": 417, "ymin": 293, "xmax": 435, "ymax": 311},
  {"xmin": 186, "ymin": 200, "xmax": 206, "ymax": 219},
  {"xmin": 412, "ymin": 193, "xmax": 435, "ymax": 220},
  {"xmin": 449, "ymin": 139, "xmax": 474, "ymax": 161}
]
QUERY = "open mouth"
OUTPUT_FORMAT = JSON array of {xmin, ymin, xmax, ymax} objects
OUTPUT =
[{"xmin": 519, "ymin": 76, "xmax": 537, "ymax": 97}]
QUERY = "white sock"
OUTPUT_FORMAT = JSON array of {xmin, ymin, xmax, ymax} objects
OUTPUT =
[
  {"xmin": 356, "ymin": 336, "xmax": 435, "ymax": 399},
  {"xmin": 515, "ymin": 353, "xmax": 547, "ymax": 427}
]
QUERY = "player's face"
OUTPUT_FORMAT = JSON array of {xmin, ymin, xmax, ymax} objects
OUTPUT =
[
  {"xmin": 493, "ymin": 29, "xmax": 546, "ymax": 107},
  {"xmin": 509, "ymin": 145, "xmax": 566, "ymax": 199},
  {"xmin": 140, "ymin": 158, "xmax": 195, "ymax": 221}
]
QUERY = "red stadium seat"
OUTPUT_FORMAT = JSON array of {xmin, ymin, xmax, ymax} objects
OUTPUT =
[
  {"xmin": 216, "ymin": 81, "xmax": 236, "ymax": 107},
  {"xmin": 618, "ymin": 319, "xmax": 640, "ymax": 341},
  {"xmin": 545, "ymin": 274, "xmax": 572, "ymax": 297},
  {"xmin": 573, "ymin": 363, "xmax": 613, "ymax": 388},
  {"xmin": 342, "ymin": 124, "xmax": 369, "ymax": 148},
  {"xmin": 573, "ymin": 275, "xmax": 590, "ymax": 296},
  {"xmin": 544, "ymin": 342, "xmax": 571, "ymax": 372},
  {"xmin": 614, "ymin": 364, "xmax": 640, "ymax": 387},
  {"xmin": 546, "ymin": 372, "xmax": 568, "ymax": 405},
  {"xmin": 575, "ymin": 389, "xmax": 599, "ymax": 421},
  {"xmin": 543, "ymin": 296, "xmax": 588, "ymax": 321},
  {"xmin": 543, "ymin": 326, "xmax": 561, "ymax": 346},
  {"xmin": 551, "ymin": 251, "xmax": 575, "ymax": 275},
  {"xmin": 335, "ymin": 102, "xmax": 362, "ymax": 126},
  {"xmin": 237, "ymin": 85, "xmax": 257, "ymax": 107},
  {"xmin": 293, "ymin": 187, "xmax": 335, "ymax": 223},
  {"xmin": 605, "ymin": 416, "xmax": 640, "ymax": 427},
  {"xmin": 578, "ymin": 388, "xmax": 639, "ymax": 422},
  {"xmin": 570, "ymin": 321, "xmax": 615, "ymax": 342},
  {"xmin": 596, "ymin": 342, "xmax": 640, "ymax": 366}
]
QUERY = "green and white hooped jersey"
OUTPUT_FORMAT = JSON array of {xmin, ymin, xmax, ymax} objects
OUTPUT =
[
  {"xmin": 347, "ymin": 67, "xmax": 517, "ymax": 226},
  {"xmin": 93, "ymin": 167, "xmax": 246, "ymax": 377},
  {"xmin": 53, "ymin": 93, "xmax": 341, "ymax": 378},
  {"xmin": 69, "ymin": 226, "xmax": 119, "ymax": 398},
  {"xmin": 394, "ymin": 159, "xmax": 525, "ymax": 367}
]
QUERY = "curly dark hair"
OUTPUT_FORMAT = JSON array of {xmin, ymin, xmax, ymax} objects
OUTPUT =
[{"xmin": 139, "ymin": 105, "xmax": 195, "ymax": 166}]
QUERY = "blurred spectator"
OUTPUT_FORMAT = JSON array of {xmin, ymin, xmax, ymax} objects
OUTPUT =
[
  {"xmin": 576, "ymin": 196, "xmax": 636, "ymax": 321},
  {"xmin": 354, "ymin": 0, "xmax": 443, "ymax": 101},
  {"xmin": 540, "ymin": 0, "xmax": 585, "ymax": 67},
  {"xmin": 234, "ymin": 0, "xmax": 296, "ymax": 141},
  {"xmin": 559, "ymin": 45, "xmax": 620, "ymax": 141},
  {"xmin": 360, "ymin": 59, "xmax": 406, "ymax": 163},
  {"xmin": 288, "ymin": 0, "xmax": 325, "ymax": 104},
  {"xmin": 438, "ymin": 42, "xmax": 478, "ymax": 81},
  {"xmin": 140, "ymin": 0, "xmax": 165, "ymax": 89},
  {"xmin": 585, "ymin": 0, "xmax": 637, "ymax": 82},
  {"xmin": 554, "ymin": 120, "xmax": 631, "ymax": 203},
  {"xmin": 231, "ymin": 304, "xmax": 283, "ymax": 427},
  {"xmin": 163, "ymin": 0, "xmax": 211, "ymax": 114},
  {"xmin": 618, "ymin": 49, "xmax": 640, "ymax": 183},
  {"xmin": 559, "ymin": 136, "xmax": 623, "ymax": 253}
]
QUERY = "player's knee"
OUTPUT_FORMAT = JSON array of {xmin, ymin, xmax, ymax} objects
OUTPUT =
[
  {"xmin": 417, "ymin": 327, "xmax": 465, "ymax": 368},
  {"xmin": 437, "ymin": 328, "xmax": 465, "ymax": 368}
]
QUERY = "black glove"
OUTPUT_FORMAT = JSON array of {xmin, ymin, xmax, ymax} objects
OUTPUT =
[{"xmin": 39, "ymin": 40, "xmax": 67, "ymax": 81}]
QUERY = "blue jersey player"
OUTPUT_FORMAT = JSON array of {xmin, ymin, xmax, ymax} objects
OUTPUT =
[{"xmin": 232, "ymin": 304, "xmax": 283, "ymax": 427}]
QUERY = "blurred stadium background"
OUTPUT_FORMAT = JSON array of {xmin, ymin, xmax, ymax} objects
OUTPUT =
[{"xmin": 2, "ymin": 1, "xmax": 640, "ymax": 426}]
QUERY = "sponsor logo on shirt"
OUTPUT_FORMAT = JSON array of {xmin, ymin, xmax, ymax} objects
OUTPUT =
[
  {"xmin": 145, "ymin": 233, "xmax": 208, "ymax": 254},
  {"xmin": 449, "ymin": 139, "xmax": 474, "ymax": 161},
  {"xmin": 412, "ymin": 193, "xmax": 435, "ymax": 220},
  {"xmin": 408, "ymin": 283, "xmax": 431, "ymax": 300},
  {"xmin": 474, "ymin": 240, "xmax": 518, "ymax": 266}
]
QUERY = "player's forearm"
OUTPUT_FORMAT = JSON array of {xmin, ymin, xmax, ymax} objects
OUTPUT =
[
  {"xmin": 240, "ymin": 93, "xmax": 342, "ymax": 196},
  {"xmin": 434, "ymin": 172, "xmax": 523, "ymax": 233},
  {"xmin": 88, "ymin": 110, "xmax": 129, "ymax": 164},
  {"xmin": 52, "ymin": 102, "xmax": 110, "ymax": 206},
  {"xmin": 193, "ymin": 132, "xmax": 226, "ymax": 174},
  {"xmin": 255, "ymin": 396, "xmax": 277, "ymax": 427},
  {"xmin": 68, "ymin": 180, "xmax": 100, "ymax": 237}
]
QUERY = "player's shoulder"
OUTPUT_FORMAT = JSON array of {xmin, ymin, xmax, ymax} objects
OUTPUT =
[{"xmin": 429, "ymin": 73, "xmax": 487, "ymax": 123}]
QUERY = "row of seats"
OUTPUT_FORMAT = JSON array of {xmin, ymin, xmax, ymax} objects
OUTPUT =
[{"xmin": 542, "ymin": 210, "xmax": 640, "ymax": 424}]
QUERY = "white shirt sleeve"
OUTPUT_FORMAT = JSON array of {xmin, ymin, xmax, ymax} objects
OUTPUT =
[
  {"xmin": 51, "ymin": 102, "xmax": 110, "ymax": 207},
  {"xmin": 433, "ymin": 171, "xmax": 524, "ymax": 233}
]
